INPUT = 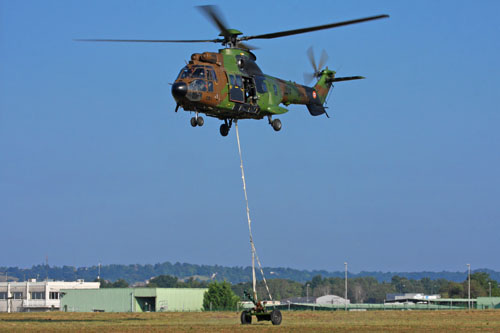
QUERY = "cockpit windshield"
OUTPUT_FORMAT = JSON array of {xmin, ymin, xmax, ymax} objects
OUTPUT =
[
  {"xmin": 178, "ymin": 65, "xmax": 217, "ymax": 81},
  {"xmin": 178, "ymin": 65, "xmax": 206, "ymax": 79}
]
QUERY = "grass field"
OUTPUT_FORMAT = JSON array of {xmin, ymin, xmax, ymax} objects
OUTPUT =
[{"xmin": 1, "ymin": 310, "xmax": 499, "ymax": 332}]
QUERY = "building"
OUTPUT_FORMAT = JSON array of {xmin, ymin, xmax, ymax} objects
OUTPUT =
[
  {"xmin": 0, "ymin": 279, "xmax": 100, "ymax": 312},
  {"xmin": 476, "ymin": 297, "xmax": 500, "ymax": 309},
  {"xmin": 281, "ymin": 295, "xmax": 350, "ymax": 305},
  {"xmin": 280, "ymin": 296, "xmax": 317, "ymax": 304},
  {"xmin": 316, "ymin": 295, "xmax": 350, "ymax": 305},
  {"xmin": 386, "ymin": 293, "xmax": 441, "ymax": 303},
  {"xmin": 60, "ymin": 288, "xmax": 207, "ymax": 312}
]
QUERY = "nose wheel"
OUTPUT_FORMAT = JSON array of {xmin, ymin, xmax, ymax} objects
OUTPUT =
[{"xmin": 190, "ymin": 115, "xmax": 204, "ymax": 127}]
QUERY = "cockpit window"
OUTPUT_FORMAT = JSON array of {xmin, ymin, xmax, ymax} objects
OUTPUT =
[
  {"xmin": 178, "ymin": 65, "xmax": 206, "ymax": 79},
  {"xmin": 207, "ymin": 68, "xmax": 217, "ymax": 82},
  {"xmin": 191, "ymin": 67, "xmax": 205, "ymax": 79},
  {"xmin": 178, "ymin": 66, "xmax": 190, "ymax": 79},
  {"xmin": 189, "ymin": 79, "xmax": 207, "ymax": 92}
]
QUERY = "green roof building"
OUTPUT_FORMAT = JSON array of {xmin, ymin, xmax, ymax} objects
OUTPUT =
[
  {"xmin": 60, "ymin": 288, "xmax": 207, "ymax": 312},
  {"xmin": 476, "ymin": 297, "xmax": 500, "ymax": 309}
]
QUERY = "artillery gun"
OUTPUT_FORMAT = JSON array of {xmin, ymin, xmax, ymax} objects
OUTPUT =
[{"xmin": 241, "ymin": 290, "xmax": 282, "ymax": 325}]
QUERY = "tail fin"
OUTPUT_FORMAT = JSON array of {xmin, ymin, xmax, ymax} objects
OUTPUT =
[
  {"xmin": 306, "ymin": 69, "xmax": 335, "ymax": 116},
  {"xmin": 313, "ymin": 69, "xmax": 335, "ymax": 104},
  {"xmin": 307, "ymin": 69, "xmax": 365, "ymax": 116}
]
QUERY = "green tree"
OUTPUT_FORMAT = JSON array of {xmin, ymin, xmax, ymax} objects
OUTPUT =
[
  {"xmin": 94, "ymin": 278, "xmax": 129, "ymax": 288},
  {"xmin": 148, "ymin": 275, "xmax": 178, "ymax": 288},
  {"xmin": 469, "ymin": 272, "xmax": 500, "ymax": 296},
  {"xmin": 111, "ymin": 279, "xmax": 129, "ymax": 288},
  {"xmin": 203, "ymin": 281, "xmax": 239, "ymax": 311},
  {"xmin": 443, "ymin": 281, "xmax": 464, "ymax": 298},
  {"xmin": 178, "ymin": 277, "xmax": 209, "ymax": 288}
]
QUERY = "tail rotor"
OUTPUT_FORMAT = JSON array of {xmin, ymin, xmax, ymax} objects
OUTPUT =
[{"xmin": 304, "ymin": 47, "xmax": 329, "ymax": 84}]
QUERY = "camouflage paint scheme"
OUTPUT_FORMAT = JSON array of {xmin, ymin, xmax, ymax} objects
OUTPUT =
[
  {"xmin": 76, "ymin": 6, "xmax": 387, "ymax": 130},
  {"xmin": 172, "ymin": 48, "xmax": 334, "ymax": 121}
]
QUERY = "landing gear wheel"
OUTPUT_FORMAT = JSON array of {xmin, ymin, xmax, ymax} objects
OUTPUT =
[
  {"xmin": 270, "ymin": 309, "xmax": 282, "ymax": 326},
  {"xmin": 190, "ymin": 117, "xmax": 197, "ymax": 127},
  {"xmin": 271, "ymin": 118, "xmax": 282, "ymax": 132},
  {"xmin": 220, "ymin": 123, "xmax": 229, "ymax": 137},
  {"xmin": 196, "ymin": 116, "xmax": 204, "ymax": 127},
  {"xmin": 240, "ymin": 311, "xmax": 252, "ymax": 325}
]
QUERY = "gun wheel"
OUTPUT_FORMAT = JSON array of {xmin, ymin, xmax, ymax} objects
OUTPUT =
[
  {"xmin": 271, "ymin": 309, "xmax": 282, "ymax": 325},
  {"xmin": 240, "ymin": 310, "xmax": 252, "ymax": 325}
]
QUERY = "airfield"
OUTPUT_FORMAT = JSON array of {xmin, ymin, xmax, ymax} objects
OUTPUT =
[{"xmin": 1, "ymin": 310, "xmax": 499, "ymax": 332}]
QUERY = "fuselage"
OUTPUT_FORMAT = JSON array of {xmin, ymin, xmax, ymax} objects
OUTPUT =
[{"xmin": 171, "ymin": 48, "xmax": 324, "ymax": 120}]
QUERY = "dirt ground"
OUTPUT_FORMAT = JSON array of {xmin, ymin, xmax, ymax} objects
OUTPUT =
[{"xmin": 1, "ymin": 310, "xmax": 499, "ymax": 332}]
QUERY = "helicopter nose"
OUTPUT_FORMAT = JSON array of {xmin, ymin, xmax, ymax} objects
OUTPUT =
[{"xmin": 172, "ymin": 81, "xmax": 188, "ymax": 99}]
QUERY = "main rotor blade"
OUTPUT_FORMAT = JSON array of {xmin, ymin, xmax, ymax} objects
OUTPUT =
[
  {"xmin": 332, "ymin": 76, "xmax": 365, "ymax": 82},
  {"xmin": 74, "ymin": 38, "xmax": 223, "ymax": 43},
  {"xmin": 241, "ymin": 14, "xmax": 389, "ymax": 41},
  {"xmin": 237, "ymin": 41, "xmax": 259, "ymax": 51},
  {"xmin": 197, "ymin": 5, "xmax": 230, "ymax": 37},
  {"xmin": 307, "ymin": 47, "xmax": 318, "ymax": 73}
]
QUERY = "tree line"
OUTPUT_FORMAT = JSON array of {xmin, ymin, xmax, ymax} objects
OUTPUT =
[
  {"xmin": 2, "ymin": 262, "xmax": 499, "ymax": 285},
  {"xmin": 94, "ymin": 271, "xmax": 499, "ymax": 305}
]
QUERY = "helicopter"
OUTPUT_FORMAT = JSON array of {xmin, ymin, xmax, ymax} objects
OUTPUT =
[{"xmin": 77, "ymin": 6, "xmax": 388, "ymax": 137}]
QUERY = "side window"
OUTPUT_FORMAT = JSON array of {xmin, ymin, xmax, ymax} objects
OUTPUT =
[
  {"xmin": 254, "ymin": 76, "xmax": 268, "ymax": 94},
  {"xmin": 235, "ymin": 75, "xmax": 242, "ymax": 88},
  {"xmin": 31, "ymin": 292, "xmax": 45, "ymax": 300},
  {"xmin": 229, "ymin": 75, "xmax": 236, "ymax": 87},
  {"xmin": 273, "ymin": 84, "xmax": 278, "ymax": 96},
  {"xmin": 207, "ymin": 81, "xmax": 213, "ymax": 92},
  {"xmin": 206, "ymin": 68, "xmax": 217, "ymax": 82}
]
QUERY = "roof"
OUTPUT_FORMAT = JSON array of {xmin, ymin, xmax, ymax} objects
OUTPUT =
[{"xmin": 429, "ymin": 298, "xmax": 477, "ymax": 303}]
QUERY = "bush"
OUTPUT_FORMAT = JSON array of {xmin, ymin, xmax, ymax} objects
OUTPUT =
[{"xmin": 203, "ymin": 280, "xmax": 240, "ymax": 311}]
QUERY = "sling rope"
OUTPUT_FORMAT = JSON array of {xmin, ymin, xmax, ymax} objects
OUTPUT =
[{"xmin": 235, "ymin": 122, "xmax": 273, "ymax": 302}]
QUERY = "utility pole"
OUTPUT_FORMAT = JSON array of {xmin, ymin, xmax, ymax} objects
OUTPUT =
[
  {"xmin": 46, "ymin": 255, "xmax": 49, "ymax": 281},
  {"xmin": 98, "ymin": 262, "xmax": 101, "ymax": 280},
  {"xmin": 489, "ymin": 281, "xmax": 491, "ymax": 298},
  {"xmin": 344, "ymin": 262, "xmax": 348, "ymax": 311},
  {"xmin": 306, "ymin": 283, "xmax": 310, "ymax": 303},
  {"xmin": 467, "ymin": 264, "xmax": 471, "ymax": 311}
]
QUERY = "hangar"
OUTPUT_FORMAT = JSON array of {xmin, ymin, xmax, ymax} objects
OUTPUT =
[{"xmin": 60, "ymin": 288, "xmax": 207, "ymax": 312}]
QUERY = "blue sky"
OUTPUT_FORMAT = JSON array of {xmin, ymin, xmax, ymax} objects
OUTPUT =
[{"xmin": 1, "ymin": 0, "xmax": 499, "ymax": 273}]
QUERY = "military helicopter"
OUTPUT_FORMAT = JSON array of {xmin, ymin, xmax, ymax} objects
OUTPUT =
[{"xmin": 77, "ymin": 6, "xmax": 388, "ymax": 137}]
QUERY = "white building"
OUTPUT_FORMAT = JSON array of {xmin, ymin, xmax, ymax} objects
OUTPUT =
[
  {"xmin": 386, "ymin": 293, "xmax": 441, "ymax": 303},
  {"xmin": 316, "ymin": 295, "xmax": 350, "ymax": 305},
  {"xmin": 0, "ymin": 279, "xmax": 100, "ymax": 312}
]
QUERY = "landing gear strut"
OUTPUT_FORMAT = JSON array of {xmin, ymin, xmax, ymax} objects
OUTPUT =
[
  {"xmin": 190, "ymin": 113, "xmax": 204, "ymax": 127},
  {"xmin": 268, "ymin": 116, "xmax": 282, "ymax": 132},
  {"xmin": 220, "ymin": 119, "xmax": 233, "ymax": 137}
]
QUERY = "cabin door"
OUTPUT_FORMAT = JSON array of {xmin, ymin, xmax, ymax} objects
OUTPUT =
[{"xmin": 227, "ymin": 74, "xmax": 244, "ymax": 103}]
